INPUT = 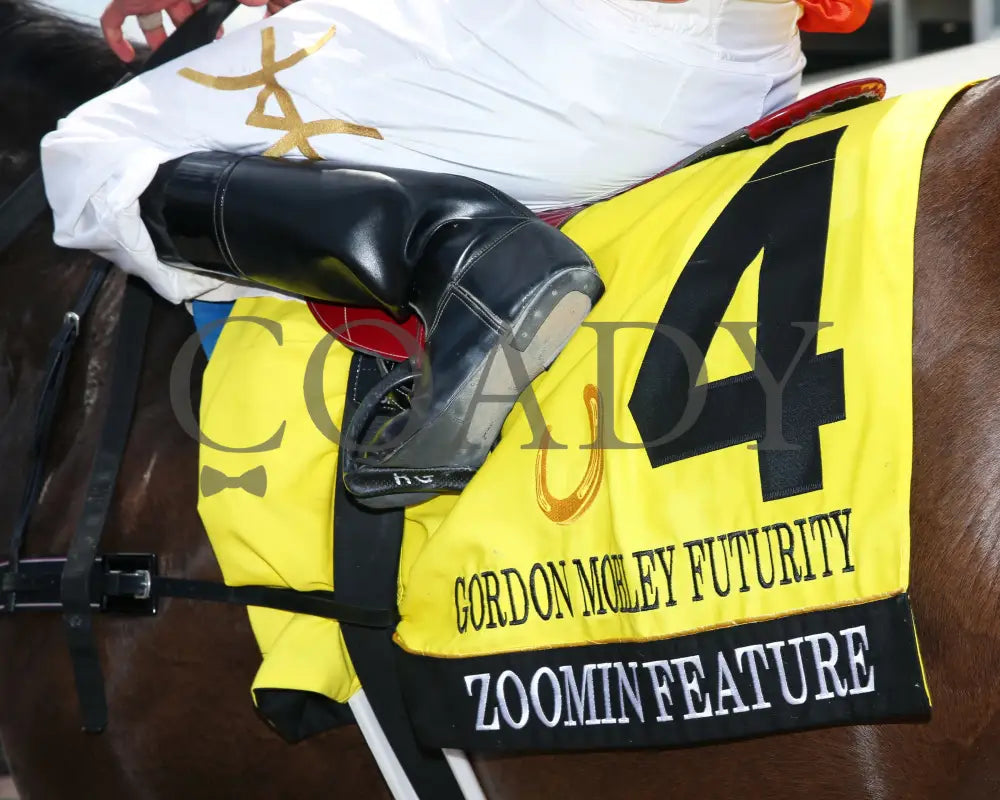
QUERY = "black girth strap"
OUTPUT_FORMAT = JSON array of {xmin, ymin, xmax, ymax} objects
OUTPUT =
[
  {"xmin": 336, "ymin": 353, "xmax": 465, "ymax": 800},
  {"xmin": 0, "ymin": 0, "xmax": 240, "ymax": 256},
  {"xmin": 152, "ymin": 576, "xmax": 393, "ymax": 626},
  {"xmin": 61, "ymin": 278, "xmax": 153, "ymax": 732}
]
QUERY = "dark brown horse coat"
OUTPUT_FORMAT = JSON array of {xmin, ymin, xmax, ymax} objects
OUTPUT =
[{"xmin": 2, "ymin": 3, "xmax": 1000, "ymax": 798}]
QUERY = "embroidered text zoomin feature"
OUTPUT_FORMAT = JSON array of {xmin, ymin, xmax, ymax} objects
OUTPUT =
[
  {"xmin": 453, "ymin": 507, "xmax": 853, "ymax": 633},
  {"xmin": 464, "ymin": 624, "xmax": 875, "ymax": 732}
]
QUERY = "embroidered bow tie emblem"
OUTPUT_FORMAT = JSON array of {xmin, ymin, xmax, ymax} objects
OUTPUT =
[{"xmin": 200, "ymin": 465, "xmax": 268, "ymax": 498}]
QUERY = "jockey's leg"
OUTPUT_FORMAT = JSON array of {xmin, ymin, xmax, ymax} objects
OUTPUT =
[
  {"xmin": 42, "ymin": 0, "xmax": 806, "ymax": 305},
  {"xmin": 140, "ymin": 151, "xmax": 604, "ymax": 507}
]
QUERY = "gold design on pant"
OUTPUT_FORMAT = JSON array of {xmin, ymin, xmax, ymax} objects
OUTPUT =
[{"xmin": 179, "ymin": 26, "xmax": 383, "ymax": 159}]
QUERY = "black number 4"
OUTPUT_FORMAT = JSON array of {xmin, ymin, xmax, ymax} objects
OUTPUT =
[{"xmin": 628, "ymin": 127, "xmax": 848, "ymax": 502}]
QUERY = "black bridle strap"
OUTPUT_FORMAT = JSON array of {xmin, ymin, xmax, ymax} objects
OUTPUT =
[
  {"xmin": 0, "ymin": 0, "xmax": 239, "ymax": 256},
  {"xmin": 5, "ymin": 0, "xmax": 242, "ymax": 582},
  {"xmin": 5, "ymin": 260, "xmax": 111, "ymax": 590},
  {"xmin": 3, "ymin": 0, "xmax": 370, "ymax": 735},
  {"xmin": 62, "ymin": 279, "xmax": 152, "ymax": 732},
  {"xmin": 0, "ymin": 169, "xmax": 49, "ymax": 255}
]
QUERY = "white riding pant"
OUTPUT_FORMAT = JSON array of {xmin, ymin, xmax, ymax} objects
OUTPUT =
[{"xmin": 40, "ymin": 0, "xmax": 806, "ymax": 304}]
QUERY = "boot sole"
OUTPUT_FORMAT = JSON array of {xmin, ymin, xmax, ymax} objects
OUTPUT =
[{"xmin": 462, "ymin": 272, "xmax": 600, "ymax": 451}]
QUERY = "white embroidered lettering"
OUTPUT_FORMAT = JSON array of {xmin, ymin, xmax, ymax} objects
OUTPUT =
[
  {"xmin": 765, "ymin": 637, "xmax": 810, "ymax": 705},
  {"xmin": 670, "ymin": 655, "xmax": 713, "ymax": 720},
  {"xmin": 529, "ymin": 667, "xmax": 562, "ymax": 728},
  {"xmin": 734, "ymin": 644, "xmax": 773, "ymax": 710},
  {"xmin": 642, "ymin": 660, "xmax": 676, "ymax": 722},
  {"xmin": 465, "ymin": 673, "xmax": 500, "ymax": 731},
  {"xmin": 714, "ymin": 650, "xmax": 750, "ymax": 715},
  {"xmin": 496, "ymin": 670, "xmax": 530, "ymax": 729},
  {"xmin": 804, "ymin": 631, "xmax": 849, "ymax": 700},
  {"xmin": 840, "ymin": 625, "xmax": 876, "ymax": 695},
  {"xmin": 615, "ymin": 662, "xmax": 644, "ymax": 723},
  {"xmin": 560, "ymin": 664, "xmax": 600, "ymax": 727}
]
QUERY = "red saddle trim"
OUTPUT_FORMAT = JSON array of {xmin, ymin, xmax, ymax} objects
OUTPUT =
[
  {"xmin": 308, "ymin": 301, "xmax": 424, "ymax": 361},
  {"xmin": 747, "ymin": 77, "xmax": 885, "ymax": 140},
  {"xmin": 308, "ymin": 78, "xmax": 886, "ymax": 362}
]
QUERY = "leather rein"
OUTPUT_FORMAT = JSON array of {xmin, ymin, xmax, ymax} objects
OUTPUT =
[{"xmin": 0, "ymin": 0, "xmax": 394, "ymax": 734}]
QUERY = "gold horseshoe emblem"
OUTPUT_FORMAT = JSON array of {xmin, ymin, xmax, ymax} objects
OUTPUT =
[{"xmin": 535, "ymin": 384, "xmax": 605, "ymax": 525}]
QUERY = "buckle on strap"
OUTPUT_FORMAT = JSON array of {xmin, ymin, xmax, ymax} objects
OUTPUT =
[
  {"xmin": 1, "ymin": 554, "xmax": 397, "ymax": 627},
  {"xmin": 0, "ymin": 554, "xmax": 159, "ymax": 615}
]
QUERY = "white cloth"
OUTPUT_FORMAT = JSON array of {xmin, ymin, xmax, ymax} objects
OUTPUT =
[{"xmin": 40, "ymin": 0, "xmax": 806, "ymax": 304}]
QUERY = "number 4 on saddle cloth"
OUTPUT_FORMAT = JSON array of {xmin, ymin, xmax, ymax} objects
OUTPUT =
[
  {"xmin": 191, "ymin": 79, "xmax": 887, "ymax": 364},
  {"xmin": 304, "ymin": 79, "xmax": 887, "ymax": 361}
]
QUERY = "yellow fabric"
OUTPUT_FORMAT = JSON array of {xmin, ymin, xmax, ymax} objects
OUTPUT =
[
  {"xmin": 197, "ymin": 83, "xmax": 965, "ymax": 706},
  {"xmin": 198, "ymin": 302, "xmax": 360, "ymax": 702}
]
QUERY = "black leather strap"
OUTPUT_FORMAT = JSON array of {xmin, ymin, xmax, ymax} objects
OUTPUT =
[
  {"xmin": 0, "ymin": 169, "xmax": 49, "ymax": 256},
  {"xmin": 61, "ymin": 279, "xmax": 152, "ymax": 732},
  {"xmin": 6, "ymin": 261, "xmax": 111, "ymax": 593},
  {"xmin": 2, "ymin": 557, "xmax": 395, "ymax": 629},
  {"xmin": 335, "ymin": 353, "xmax": 465, "ymax": 800},
  {"xmin": 153, "ymin": 577, "xmax": 394, "ymax": 627},
  {"xmin": 0, "ymin": 0, "xmax": 244, "ymax": 735},
  {"xmin": 0, "ymin": 0, "xmax": 239, "ymax": 258}
]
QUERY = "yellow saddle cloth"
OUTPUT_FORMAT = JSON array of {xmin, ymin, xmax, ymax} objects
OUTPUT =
[{"xmin": 196, "ymin": 83, "xmax": 966, "ymax": 751}]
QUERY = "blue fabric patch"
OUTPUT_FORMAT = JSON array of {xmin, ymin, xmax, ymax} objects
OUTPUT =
[{"xmin": 192, "ymin": 300, "xmax": 236, "ymax": 359}]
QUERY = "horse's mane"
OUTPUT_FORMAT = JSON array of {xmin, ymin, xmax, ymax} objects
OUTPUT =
[{"xmin": 0, "ymin": 0, "xmax": 135, "ymax": 166}]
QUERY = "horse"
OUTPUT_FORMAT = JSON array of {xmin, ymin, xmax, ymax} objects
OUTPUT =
[{"xmin": 2, "ymin": 1, "xmax": 1000, "ymax": 798}]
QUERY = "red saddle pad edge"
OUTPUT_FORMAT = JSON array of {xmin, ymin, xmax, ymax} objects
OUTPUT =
[
  {"xmin": 309, "ymin": 78, "xmax": 886, "ymax": 363},
  {"xmin": 307, "ymin": 302, "xmax": 425, "ymax": 362}
]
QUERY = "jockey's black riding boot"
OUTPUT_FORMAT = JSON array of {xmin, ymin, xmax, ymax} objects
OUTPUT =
[{"xmin": 140, "ymin": 152, "xmax": 604, "ymax": 508}]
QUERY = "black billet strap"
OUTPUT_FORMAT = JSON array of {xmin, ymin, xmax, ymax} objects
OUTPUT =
[
  {"xmin": 6, "ymin": 261, "xmax": 111, "ymax": 590},
  {"xmin": 61, "ymin": 278, "xmax": 152, "ymax": 733},
  {"xmin": 1, "ymin": 557, "xmax": 395, "ymax": 628},
  {"xmin": 154, "ymin": 578, "xmax": 394, "ymax": 627},
  {"xmin": 335, "ymin": 353, "xmax": 464, "ymax": 800},
  {"xmin": 0, "ymin": 0, "xmax": 239, "ymax": 256}
]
